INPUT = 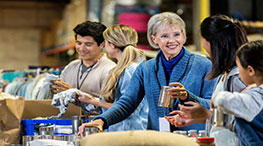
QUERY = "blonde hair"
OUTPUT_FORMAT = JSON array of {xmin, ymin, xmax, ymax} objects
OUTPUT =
[
  {"xmin": 101, "ymin": 24, "xmax": 145, "ymax": 102},
  {"xmin": 147, "ymin": 12, "xmax": 187, "ymax": 49}
]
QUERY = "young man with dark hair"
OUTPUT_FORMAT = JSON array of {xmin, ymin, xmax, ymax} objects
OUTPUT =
[{"xmin": 51, "ymin": 21, "xmax": 116, "ymax": 97}]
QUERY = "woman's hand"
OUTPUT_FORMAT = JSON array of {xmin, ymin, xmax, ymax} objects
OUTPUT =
[
  {"xmin": 76, "ymin": 90, "xmax": 96, "ymax": 104},
  {"xmin": 168, "ymin": 82, "xmax": 188, "ymax": 100},
  {"xmin": 178, "ymin": 101, "xmax": 212, "ymax": 120},
  {"xmin": 76, "ymin": 91, "xmax": 113, "ymax": 109},
  {"xmin": 51, "ymin": 79, "xmax": 72, "ymax": 93},
  {"xmin": 165, "ymin": 101, "xmax": 212, "ymax": 127},
  {"xmin": 165, "ymin": 111, "xmax": 195, "ymax": 127},
  {"xmin": 165, "ymin": 111, "xmax": 206, "ymax": 127},
  {"xmin": 78, "ymin": 119, "xmax": 104, "ymax": 137}
]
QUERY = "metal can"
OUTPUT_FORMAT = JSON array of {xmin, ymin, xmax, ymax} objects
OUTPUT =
[
  {"xmin": 173, "ymin": 131, "xmax": 181, "ymax": 134},
  {"xmin": 158, "ymin": 86, "xmax": 175, "ymax": 108},
  {"xmin": 23, "ymin": 136, "xmax": 33, "ymax": 146},
  {"xmin": 79, "ymin": 115, "xmax": 87, "ymax": 125},
  {"xmin": 83, "ymin": 127, "xmax": 99, "ymax": 136},
  {"xmin": 68, "ymin": 135, "xmax": 81, "ymax": 146},
  {"xmin": 39, "ymin": 126, "xmax": 54, "ymax": 135},
  {"xmin": 180, "ymin": 131, "xmax": 187, "ymax": 136},
  {"xmin": 198, "ymin": 130, "xmax": 207, "ymax": 137},
  {"xmin": 72, "ymin": 116, "xmax": 80, "ymax": 135},
  {"xmin": 53, "ymin": 135, "xmax": 68, "ymax": 141},
  {"xmin": 39, "ymin": 127, "xmax": 48, "ymax": 135},
  {"xmin": 210, "ymin": 108, "xmax": 232, "ymax": 128},
  {"xmin": 72, "ymin": 115, "xmax": 87, "ymax": 135}
]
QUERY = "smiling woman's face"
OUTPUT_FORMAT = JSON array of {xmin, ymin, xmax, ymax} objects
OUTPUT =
[{"xmin": 151, "ymin": 24, "xmax": 185, "ymax": 60}]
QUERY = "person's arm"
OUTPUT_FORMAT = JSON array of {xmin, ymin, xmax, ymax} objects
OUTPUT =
[
  {"xmin": 77, "ymin": 91, "xmax": 113, "ymax": 109},
  {"xmin": 94, "ymin": 64, "xmax": 146, "ymax": 130},
  {"xmin": 165, "ymin": 111, "xmax": 207, "ymax": 127},
  {"xmin": 165, "ymin": 101, "xmax": 212, "ymax": 127},
  {"xmin": 178, "ymin": 56, "xmax": 216, "ymax": 109},
  {"xmin": 213, "ymin": 88, "xmax": 263, "ymax": 122},
  {"xmin": 168, "ymin": 80, "xmax": 214, "ymax": 109},
  {"xmin": 112, "ymin": 63, "xmax": 148, "ymax": 130},
  {"xmin": 177, "ymin": 101, "xmax": 212, "ymax": 120},
  {"xmin": 168, "ymin": 70, "xmax": 215, "ymax": 109},
  {"xmin": 186, "ymin": 70, "xmax": 216, "ymax": 109},
  {"xmin": 78, "ymin": 63, "xmax": 139, "ymax": 110},
  {"xmin": 186, "ymin": 91, "xmax": 212, "ymax": 108}
]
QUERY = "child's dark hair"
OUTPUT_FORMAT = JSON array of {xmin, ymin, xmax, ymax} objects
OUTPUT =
[
  {"xmin": 201, "ymin": 15, "xmax": 248, "ymax": 80},
  {"xmin": 236, "ymin": 40, "xmax": 263, "ymax": 73},
  {"xmin": 73, "ymin": 21, "xmax": 106, "ymax": 45}
]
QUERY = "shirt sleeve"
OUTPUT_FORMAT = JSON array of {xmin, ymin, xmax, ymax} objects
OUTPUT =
[
  {"xmin": 96, "ymin": 64, "xmax": 145, "ymax": 129},
  {"xmin": 213, "ymin": 88, "xmax": 263, "ymax": 122},
  {"xmin": 186, "ymin": 73, "xmax": 216, "ymax": 109}
]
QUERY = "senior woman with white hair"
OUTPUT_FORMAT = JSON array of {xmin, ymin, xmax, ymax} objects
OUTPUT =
[{"xmin": 79, "ymin": 12, "xmax": 216, "ymax": 135}]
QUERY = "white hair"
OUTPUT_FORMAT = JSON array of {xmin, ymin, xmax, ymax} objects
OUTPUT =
[{"xmin": 147, "ymin": 12, "xmax": 187, "ymax": 49}]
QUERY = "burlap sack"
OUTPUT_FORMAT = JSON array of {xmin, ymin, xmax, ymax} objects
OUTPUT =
[
  {"xmin": 0, "ymin": 97, "xmax": 24, "ymax": 146},
  {"xmin": 80, "ymin": 130, "xmax": 199, "ymax": 146}
]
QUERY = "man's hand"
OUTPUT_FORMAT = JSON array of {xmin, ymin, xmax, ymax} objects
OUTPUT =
[{"xmin": 51, "ymin": 79, "xmax": 72, "ymax": 94}]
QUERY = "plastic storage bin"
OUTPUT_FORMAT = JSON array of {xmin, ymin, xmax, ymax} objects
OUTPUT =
[{"xmin": 21, "ymin": 119, "xmax": 72, "ymax": 136}]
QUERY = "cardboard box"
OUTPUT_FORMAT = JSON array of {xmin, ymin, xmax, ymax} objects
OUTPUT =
[{"xmin": 22, "ymin": 100, "xmax": 81, "ymax": 119}]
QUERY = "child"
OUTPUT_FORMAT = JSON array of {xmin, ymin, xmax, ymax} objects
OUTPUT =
[{"xmin": 211, "ymin": 40, "xmax": 263, "ymax": 146}]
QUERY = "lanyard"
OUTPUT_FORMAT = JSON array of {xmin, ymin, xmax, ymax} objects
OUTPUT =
[{"xmin": 76, "ymin": 64, "xmax": 94, "ymax": 90}]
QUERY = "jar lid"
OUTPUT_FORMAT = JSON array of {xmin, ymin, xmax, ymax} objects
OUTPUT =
[{"xmin": 197, "ymin": 137, "xmax": 215, "ymax": 143}]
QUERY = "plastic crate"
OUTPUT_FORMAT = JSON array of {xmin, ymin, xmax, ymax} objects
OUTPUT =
[{"xmin": 21, "ymin": 119, "xmax": 72, "ymax": 136}]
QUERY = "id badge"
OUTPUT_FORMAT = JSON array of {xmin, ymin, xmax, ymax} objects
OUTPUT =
[{"xmin": 159, "ymin": 117, "xmax": 170, "ymax": 132}]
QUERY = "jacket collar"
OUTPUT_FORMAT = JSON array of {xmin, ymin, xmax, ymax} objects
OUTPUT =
[
  {"xmin": 154, "ymin": 47, "xmax": 192, "ymax": 85},
  {"xmin": 214, "ymin": 66, "xmax": 240, "ymax": 88}
]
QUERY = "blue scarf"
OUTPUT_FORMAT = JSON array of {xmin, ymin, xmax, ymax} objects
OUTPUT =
[{"xmin": 161, "ymin": 48, "xmax": 184, "ymax": 83}]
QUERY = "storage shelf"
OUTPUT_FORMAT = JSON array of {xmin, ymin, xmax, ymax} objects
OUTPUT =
[{"xmin": 41, "ymin": 43, "xmax": 75, "ymax": 55}]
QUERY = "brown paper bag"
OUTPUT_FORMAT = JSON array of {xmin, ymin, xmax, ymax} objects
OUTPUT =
[{"xmin": 0, "ymin": 97, "xmax": 24, "ymax": 146}]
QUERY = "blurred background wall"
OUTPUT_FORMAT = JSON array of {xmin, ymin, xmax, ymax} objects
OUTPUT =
[{"xmin": 0, "ymin": 0, "xmax": 262, "ymax": 70}]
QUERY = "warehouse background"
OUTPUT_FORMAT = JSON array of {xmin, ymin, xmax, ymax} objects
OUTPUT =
[{"xmin": 0, "ymin": 0, "xmax": 262, "ymax": 70}]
